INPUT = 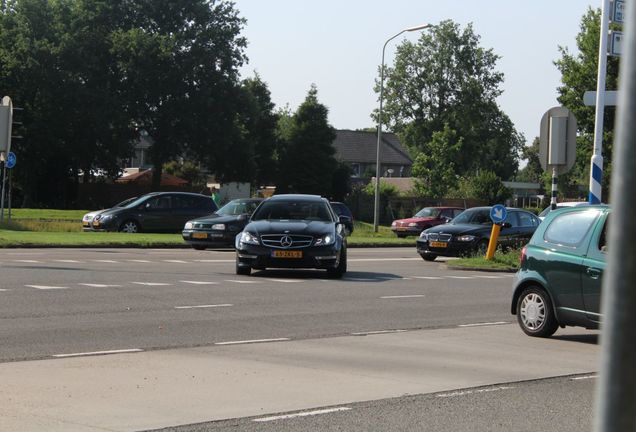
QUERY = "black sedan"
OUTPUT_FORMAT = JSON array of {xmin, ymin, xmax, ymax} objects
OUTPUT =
[
  {"xmin": 91, "ymin": 192, "xmax": 217, "ymax": 233},
  {"xmin": 182, "ymin": 198, "xmax": 263, "ymax": 249},
  {"xmin": 235, "ymin": 194, "xmax": 349, "ymax": 278},
  {"xmin": 416, "ymin": 206, "xmax": 541, "ymax": 261}
]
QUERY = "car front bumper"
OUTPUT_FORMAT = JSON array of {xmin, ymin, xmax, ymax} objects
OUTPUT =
[
  {"xmin": 236, "ymin": 243, "xmax": 342, "ymax": 270},
  {"xmin": 416, "ymin": 238, "xmax": 478, "ymax": 257}
]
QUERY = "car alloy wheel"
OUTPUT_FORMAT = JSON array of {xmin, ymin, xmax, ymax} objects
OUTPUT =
[
  {"xmin": 119, "ymin": 220, "xmax": 140, "ymax": 233},
  {"xmin": 517, "ymin": 286, "xmax": 558, "ymax": 337}
]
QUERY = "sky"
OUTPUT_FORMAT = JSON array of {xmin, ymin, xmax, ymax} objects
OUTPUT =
[{"xmin": 233, "ymin": 0, "xmax": 598, "ymax": 153}]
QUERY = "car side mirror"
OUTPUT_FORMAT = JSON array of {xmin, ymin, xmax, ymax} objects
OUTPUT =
[{"xmin": 338, "ymin": 215, "xmax": 351, "ymax": 225}]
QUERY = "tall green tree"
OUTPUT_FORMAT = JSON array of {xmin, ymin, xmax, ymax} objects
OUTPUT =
[
  {"xmin": 516, "ymin": 138, "xmax": 543, "ymax": 183},
  {"xmin": 455, "ymin": 170, "xmax": 511, "ymax": 205},
  {"xmin": 375, "ymin": 20, "xmax": 523, "ymax": 183},
  {"xmin": 276, "ymin": 85, "xmax": 337, "ymax": 196},
  {"xmin": 555, "ymin": 7, "xmax": 620, "ymax": 199},
  {"xmin": 411, "ymin": 125, "xmax": 461, "ymax": 198}
]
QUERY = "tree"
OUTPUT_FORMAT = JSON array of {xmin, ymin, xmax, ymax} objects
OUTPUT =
[
  {"xmin": 516, "ymin": 138, "xmax": 543, "ymax": 183},
  {"xmin": 375, "ymin": 20, "xmax": 523, "ymax": 182},
  {"xmin": 411, "ymin": 125, "xmax": 461, "ymax": 198},
  {"xmin": 276, "ymin": 85, "xmax": 337, "ymax": 196},
  {"xmin": 455, "ymin": 171, "xmax": 511, "ymax": 205},
  {"xmin": 555, "ymin": 7, "xmax": 620, "ymax": 199}
]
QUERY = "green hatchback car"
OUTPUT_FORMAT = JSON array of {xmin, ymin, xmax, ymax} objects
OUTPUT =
[{"xmin": 511, "ymin": 205, "xmax": 610, "ymax": 337}]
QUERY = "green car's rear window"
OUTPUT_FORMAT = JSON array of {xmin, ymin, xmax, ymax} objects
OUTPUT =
[{"xmin": 543, "ymin": 209, "xmax": 601, "ymax": 247}]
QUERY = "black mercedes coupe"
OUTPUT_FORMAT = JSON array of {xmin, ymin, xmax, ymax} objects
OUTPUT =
[{"xmin": 235, "ymin": 194, "xmax": 350, "ymax": 278}]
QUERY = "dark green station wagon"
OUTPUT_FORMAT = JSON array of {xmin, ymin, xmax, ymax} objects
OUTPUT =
[{"xmin": 511, "ymin": 205, "xmax": 610, "ymax": 337}]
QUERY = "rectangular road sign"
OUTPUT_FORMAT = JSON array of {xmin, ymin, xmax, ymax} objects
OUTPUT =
[
  {"xmin": 611, "ymin": 0, "xmax": 625, "ymax": 23},
  {"xmin": 584, "ymin": 90, "xmax": 618, "ymax": 107},
  {"xmin": 609, "ymin": 30, "xmax": 623, "ymax": 57}
]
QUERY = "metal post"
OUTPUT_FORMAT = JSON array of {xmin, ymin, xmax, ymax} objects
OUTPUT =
[
  {"xmin": 374, "ymin": 24, "xmax": 430, "ymax": 233},
  {"xmin": 0, "ymin": 159, "xmax": 6, "ymax": 222},
  {"xmin": 593, "ymin": 0, "xmax": 636, "ymax": 429},
  {"xmin": 550, "ymin": 167, "xmax": 558, "ymax": 210},
  {"xmin": 8, "ymin": 167, "xmax": 11, "ymax": 221},
  {"xmin": 589, "ymin": 0, "xmax": 610, "ymax": 204}
]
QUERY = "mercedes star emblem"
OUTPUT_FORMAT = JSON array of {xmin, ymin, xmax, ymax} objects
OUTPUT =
[{"xmin": 281, "ymin": 235, "xmax": 293, "ymax": 248}]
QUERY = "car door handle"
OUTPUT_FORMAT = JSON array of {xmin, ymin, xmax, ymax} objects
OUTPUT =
[{"xmin": 586, "ymin": 268, "xmax": 602, "ymax": 279}]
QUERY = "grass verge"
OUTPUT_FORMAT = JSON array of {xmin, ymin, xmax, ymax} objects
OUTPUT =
[{"xmin": 446, "ymin": 249, "xmax": 521, "ymax": 272}]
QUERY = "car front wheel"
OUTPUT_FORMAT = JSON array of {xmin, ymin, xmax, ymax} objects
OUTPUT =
[
  {"xmin": 236, "ymin": 261, "xmax": 251, "ymax": 276},
  {"xmin": 516, "ymin": 286, "xmax": 559, "ymax": 337},
  {"xmin": 327, "ymin": 247, "xmax": 347, "ymax": 279},
  {"xmin": 420, "ymin": 253, "xmax": 436, "ymax": 262},
  {"xmin": 119, "ymin": 220, "xmax": 140, "ymax": 233}
]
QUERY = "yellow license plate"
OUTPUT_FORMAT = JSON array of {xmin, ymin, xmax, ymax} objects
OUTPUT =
[
  {"xmin": 92, "ymin": 221, "xmax": 100, "ymax": 227},
  {"xmin": 192, "ymin": 232, "xmax": 208, "ymax": 239},
  {"xmin": 272, "ymin": 250, "xmax": 303, "ymax": 258},
  {"xmin": 82, "ymin": 222, "xmax": 90, "ymax": 227},
  {"xmin": 429, "ymin": 241, "xmax": 448, "ymax": 248}
]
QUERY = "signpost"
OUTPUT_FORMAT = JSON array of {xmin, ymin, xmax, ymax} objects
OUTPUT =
[
  {"xmin": 0, "ymin": 97, "xmax": 14, "ymax": 222},
  {"xmin": 539, "ymin": 106, "xmax": 578, "ymax": 210},
  {"xmin": 485, "ymin": 204, "xmax": 507, "ymax": 260}
]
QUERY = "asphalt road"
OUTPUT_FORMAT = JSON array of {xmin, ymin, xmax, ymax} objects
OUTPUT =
[
  {"xmin": 0, "ymin": 247, "xmax": 515, "ymax": 362},
  {"xmin": 0, "ymin": 247, "xmax": 600, "ymax": 432}
]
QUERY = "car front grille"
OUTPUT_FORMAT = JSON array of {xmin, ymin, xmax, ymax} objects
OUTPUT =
[
  {"xmin": 193, "ymin": 223, "xmax": 214, "ymax": 229},
  {"xmin": 261, "ymin": 234, "xmax": 313, "ymax": 249},
  {"xmin": 427, "ymin": 233, "xmax": 452, "ymax": 242}
]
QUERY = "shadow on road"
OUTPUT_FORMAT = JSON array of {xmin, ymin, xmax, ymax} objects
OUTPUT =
[{"xmin": 551, "ymin": 333, "xmax": 599, "ymax": 345}]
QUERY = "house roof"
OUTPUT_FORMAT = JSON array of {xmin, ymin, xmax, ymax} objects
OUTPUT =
[
  {"xmin": 332, "ymin": 130, "xmax": 412, "ymax": 165},
  {"xmin": 116, "ymin": 169, "xmax": 188, "ymax": 186}
]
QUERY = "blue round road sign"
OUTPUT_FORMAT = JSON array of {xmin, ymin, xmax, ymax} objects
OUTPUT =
[
  {"xmin": 490, "ymin": 204, "xmax": 507, "ymax": 224},
  {"xmin": 5, "ymin": 151, "xmax": 16, "ymax": 169}
]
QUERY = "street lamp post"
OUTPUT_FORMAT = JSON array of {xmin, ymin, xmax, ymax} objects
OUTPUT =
[{"xmin": 374, "ymin": 24, "xmax": 430, "ymax": 232}]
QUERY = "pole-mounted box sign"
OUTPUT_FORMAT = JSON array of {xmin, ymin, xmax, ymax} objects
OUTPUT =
[
  {"xmin": 611, "ymin": 0, "xmax": 625, "ymax": 23},
  {"xmin": 609, "ymin": 30, "xmax": 623, "ymax": 57},
  {"xmin": 0, "ymin": 96, "xmax": 13, "ymax": 155},
  {"xmin": 539, "ymin": 106, "xmax": 577, "ymax": 175}
]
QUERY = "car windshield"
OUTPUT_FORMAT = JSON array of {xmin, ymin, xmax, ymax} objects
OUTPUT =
[
  {"xmin": 451, "ymin": 208, "xmax": 492, "ymax": 225},
  {"xmin": 216, "ymin": 200, "xmax": 259, "ymax": 216},
  {"xmin": 414, "ymin": 207, "xmax": 441, "ymax": 218},
  {"xmin": 251, "ymin": 200, "xmax": 333, "ymax": 222},
  {"xmin": 122, "ymin": 195, "xmax": 153, "ymax": 209},
  {"xmin": 115, "ymin": 197, "xmax": 137, "ymax": 208}
]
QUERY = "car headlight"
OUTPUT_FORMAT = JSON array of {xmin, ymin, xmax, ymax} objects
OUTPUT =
[
  {"xmin": 239, "ymin": 231, "xmax": 260, "ymax": 245},
  {"xmin": 184, "ymin": 222, "xmax": 194, "ymax": 230},
  {"xmin": 456, "ymin": 235, "xmax": 476, "ymax": 242},
  {"xmin": 419, "ymin": 232, "xmax": 428, "ymax": 241},
  {"xmin": 315, "ymin": 234, "xmax": 335, "ymax": 246},
  {"xmin": 212, "ymin": 223, "xmax": 226, "ymax": 230},
  {"xmin": 98, "ymin": 214, "xmax": 113, "ymax": 222},
  {"xmin": 391, "ymin": 221, "xmax": 396, "ymax": 227},
  {"xmin": 408, "ymin": 222, "xmax": 418, "ymax": 227}
]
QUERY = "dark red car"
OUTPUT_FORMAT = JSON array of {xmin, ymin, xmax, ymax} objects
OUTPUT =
[{"xmin": 391, "ymin": 206, "xmax": 464, "ymax": 237}]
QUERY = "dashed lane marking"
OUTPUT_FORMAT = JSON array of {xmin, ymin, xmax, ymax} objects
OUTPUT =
[
  {"xmin": 380, "ymin": 294, "xmax": 425, "ymax": 299},
  {"xmin": 179, "ymin": 280, "xmax": 219, "ymax": 285},
  {"xmin": 12, "ymin": 260, "xmax": 40, "ymax": 263},
  {"xmin": 349, "ymin": 258, "xmax": 421, "ymax": 262},
  {"xmin": 163, "ymin": 260, "xmax": 188, "ymax": 263},
  {"xmin": 571, "ymin": 375, "xmax": 598, "ymax": 381},
  {"xmin": 351, "ymin": 329, "xmax": 407, "ymax": 336},
  {"xmin": 225, "ymin": 280, "xmax": 262, "ymax": 284},
  {"xmin": 437, "ymin": 386, "xmax": 515, "ymax": 398},
  {"xmin": 253, "ymin": 407, "xmax": 352, "ymax": 423},
  {"xmin": 92, "ymin": 260, "xmax": 118, "ymax": 263},
  {"xmin": 193, "ymin": 259, "xmax": 235, "ymax": 263},
  {"xmin": 52, "ymin": 348, "xmax": 143, "ymax": 358},
  {"xmin": 458, "ymin": 321, "xmax": 509, "ymax": 327},
  {"xmin": 78, "ymin": 284, "xmax": 123, "ymax": 288},
  {"xmin": 446, "ymin": 276, "xmax": 476, "ymax": 279},
  {"xmin": 130, "ymin": 282, "xmax": 172, "ymax": 286},
  {"xmin": 25, "ymin": 285, "xmax": 69, "ymax": 290},
  {"xmin": 127, "ymin": 259, "xmax": 151, "ymax": 263},
  {"xmin": 412, "ymin": 276, "xmax": 444, "ymax": 280},
  {"xmin": 175, "ymin": 304, "xmax": 233, "ymax": 309},
  {"xmin": 266, "ymin": 279, "xmax": 304, "ymax": 283},
  {"xmin": 215, "ymin": 338, "xmax": 290, "ymax": 346},
  {"xmin": 52, "ymin": 259, "xmax": 82, "ymax": 263}
]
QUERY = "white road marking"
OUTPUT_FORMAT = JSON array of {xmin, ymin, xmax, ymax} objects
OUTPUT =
[
  {"xmin": 127, "ymin": 259, "xmax": 151, "ymax": 263},
  {"xmin": 571, "ymin": 375, "xmax": 598, "ymax": 381},
  {"xmin": 446, "ymin": 276, "xmax": 475, "ymax": 279},
  {"xmin": 52, "ymin": 348, "xmax": 143, "ymax": 358},
  {"xmin": 12, "ymin": 260, "xmax": 40, "ymax": 263},
  {"xmin": 472, "ymin": 275, "xmax": 509, "ymax": 279},
  {"xmin": 380, "ymin": 295, "xmax": 425, "ymax": 299},
  {"xmin": 215, "ymin": 338, "xmax": 290, "ymax": 346},
  {"xmin": 130, "ymin": 282, "xmax": 172, "ymax": 286},
  {"xmin": 266, "ymin": 279, "xmax": 304, "ymax": 283},
  {"xmin": 412, "ymin": 276, "xmax": 444, "ymax": 280},
  {"xmin": 253, "ymin": 407, "xmax": 352, "ymax": 423},
  {"xmin": 78, "ymin": 284, "xmax": 122, "ymax": 288},
  {"xmin": 92, "ymin": 260, "xmax": 118, "ymax": 263},
  {"xmin": 53, "ymin": 259, "xmax": 82, "ymax": 263},
  {"xmin": 225, "ymin": 280, "xmax": 261, "ymax": 284},
  {"xmin": 175, "ymin": 304, "xmax": 233, "ymax": 309},
  {"xmin": 25, "ymin": 285, "xmax": 68, "ymax": 290},
  {"xmin": 437, "ymin": 386, "xmax": 515, "ymax": 398},
  {"xmin": 349, "ymin": 258, "xmax": 421, "ymax": 262},
  {"xmin": 194, "ymin": 259, "xmax": 235, "ymax": 263},
  {"xmin": 351, "ymin": 329, "xmax": 407, "ymax": 336},
  {"xmin": 458, "ymin": 321, "xmax": 509, "ymax": 327},
  {"xmin": 163, "ymin": 260, "xmax": 188, "ymax": 263},
  {"xmin": 179, "ymin": 280, "xmax": 219, "ymax": 285},
  {"xmin": 0, "ymin": 289, "xmax": 8, "ymax": 292}
]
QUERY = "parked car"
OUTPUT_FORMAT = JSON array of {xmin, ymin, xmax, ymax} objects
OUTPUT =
[
  {"xmin": 182, "ymin": 198, "xmax": 263, "ymax": 250},
  {"xmin": 329, "ymin": 201, "xmax": 354, "ymax": 234},
  {"xmin": 511, "ymin": 205, "xmax": 609, "ymax": 337},
  {"xmin": 537, "ymin": 201, "xmax": 591, "ymax": 220},
  {"xmin": 416, "ymin": 206, "xmax": 541, "ymax": 261},
  {"xmin": 391, "ymin": 207, "xmax": 464, "ymax": 237},
  {"xmin": 91, "ymin": 192, "xmax": 217, "ymax": 233},
  {"xmin": 81, "ymin": 196, "xmax": 137, "ymax": 231},
  {"xmin": 235, "ymin": 194, "xmax": 349, "ymax": 278}
]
